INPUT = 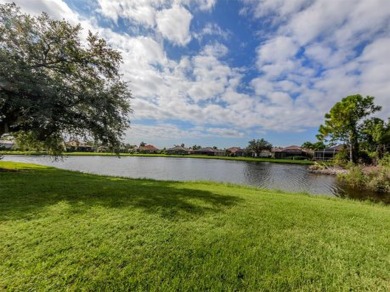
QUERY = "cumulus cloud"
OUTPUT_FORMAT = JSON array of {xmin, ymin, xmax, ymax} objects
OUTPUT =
[
  {"xmin": 193, "ymin": 0, "xmax": 216, "ymax": 11},
  {"xmin": 240, "ymin": 0, "xmax": 312, "ymax": 19},
  {"xmin": 155, "ymin": 5, "xmax": 193, "ymax": 46},
  {"xmin": 0, "ymin": 0, "xmax": 78, "ymax": 22},
  {"xmin": 97, "ymin": 0, "xmax": 159, "ymax": 27},
  {"xmin": 244, "ymin": 0, "xmax": 390, "ymax": 124},
  {"xmin": 194, "ymin": 23, "xmax": 231, "ymax": 41}
]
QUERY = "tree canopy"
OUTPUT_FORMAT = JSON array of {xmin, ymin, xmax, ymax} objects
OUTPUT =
[
  {"xmin": 0, "ymin": 3, "xmax": 131, "ymax": 154},
  {"xmin": 361, "ymin": 117, "xmax": 390, "ymax": 159},
  {"xmin": 317, "ymin": 94, "xmax": 381, "ymax": 163},
  {"xmin": 247, "ymin": 138, "xmax": 272, "ymax": 157},
  {"xmin": 301, "ymin": 141, "xmax": 326, "ymax": 151}
]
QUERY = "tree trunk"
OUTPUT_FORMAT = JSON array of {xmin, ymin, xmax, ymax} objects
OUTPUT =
[
  {"xmin": 349, "ymin": 135, "xmax": 353, "ymax": 163},
  {"xmin": 349, "ymin": 131, "xmax": 359, "ymax": 164},
  {"xmin": 0, "ymin": 122, "xmax": 9, "ymax": 137}
]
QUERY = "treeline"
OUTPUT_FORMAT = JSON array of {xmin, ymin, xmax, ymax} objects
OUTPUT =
[{"xmin": 313, "ymin": 94, "xmax": 390, "ymax": 194}]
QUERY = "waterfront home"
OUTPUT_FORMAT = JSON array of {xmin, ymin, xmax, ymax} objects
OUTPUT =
[
  {"xmin": 65, "ymin": 140, "xmax": 94, "ymax": 152},
  {"xmin": 259, "ymin": 150, "xmax": 272, "ymax": 158},
  {"xmin": 167, "ymin": 146, "xmax": 190, "ymax": 155},
  {"xmin": 192, "ymin": 147, "xmax": 225, "ymax": 156},
  {"xmin": 138, "ymin": 144, "xmax": 159, "ymax": 154},
  {"xmin": 0, "ymin": 134, "xmax": 16, "ymax": 150},
  {"xmin": 314, "ymin": 145, "xmax": 344, "ymax": 160},
  {"xmin": 0, "ymin": 139, "xmax": 15, "ymax": 149},
  {"xmin": 226, "ymin": 147, "xmax": 245, "ymax": 157},
  {"xmin": 273, "ymin": 145, "xmax": 310, "ymax": 159}
]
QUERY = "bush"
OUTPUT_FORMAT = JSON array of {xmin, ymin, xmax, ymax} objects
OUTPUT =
[
  {"xmin": 333, "ymin": 149, "xmax": 349, "ymax": 166},
  {"xmin": 367, "ymin": 168, "xmax": 390, "ymax": 193},
  {"xmin": 379, "ymin": 154, "xmax": 390, "ymax": 168},
  {"xmin": 338, "ymin": 166, "xmax": 366, "ymax": 188},
  {"xmin": 338, "ymin": 163, "xmax": 390, "ymax": 193},
  {"xmin": 358, "ymin": 150, "xmax": 373, "ymax": 165}
]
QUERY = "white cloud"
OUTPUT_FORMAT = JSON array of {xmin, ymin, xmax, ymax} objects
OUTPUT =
[
  {"xmin": 125, "ymin": 123, "xmax": 243, "ymax": 148},
  {"xmin": 357, "ymin": 37, "xmax": 390, "ymax": 117},
  {"xmin": 192, "ymin": 0, "xmax": 216, "ymax": 11},
  {"xmin": 257, "ymin": 36, "xmax": 298, "ymax": 65},
  {"xmin": 242, "ymin": 0, "xmax": 390, "ymax": 133},
  {"xmin": 241, "ymin": 0, "xmax": 312, "ymax": 19},
  {"xmin": 156, "ymin": 5, "xmax": 193, "ymax": 46},
  {"xmin": 194, "ymin": 23, "xmax": 230, "ymax": 41},
  {"xmin": 96, "ymin": 0, "xmax": 164, "ymax": 27},
  {"xmin": 0, "ymin": 0, "xmax": 77, "ymax": 22},
  {"xmin": 206, "ymin": 127, "xmax": 245, "ymax": 138}
]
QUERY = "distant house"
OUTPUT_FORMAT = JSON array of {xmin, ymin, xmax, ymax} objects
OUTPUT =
[
  {"xmin": 247, "ymin": 149, "xmax": 272, "ymax": 158},
  {"xmin": 192, "ymin": 147, "xmax": 225, "ymax": 156},
  {"xmin": 97, "ymin": 146, "xmax": 109, "ymax": 152},
  {"xmin": 226, "ymin": 147, "xmax": 245, "ymax": 157},
  {"xmin": 0, "ymin": 140, "xmax": 15, "ymax": 150},
  {"xmin": 0, "ymin": 134, "xmax": 16, "ymax": 150},
  {"xmin": 65, "ymin": 140, "xmax": 94, "ymax": 152},
  {"xmin": 127, "ymin": 145, "xmax": 139, "ymax": 153},
  {"xmin": 138, "ymin": 144, "xmax": 159, "ymax": 154},
  {"xmin": 273, "ymin": 145, "xmax": 310, "ymax": 159},
  {"xmin": 259, "ymin": 150, "xmax": 272, "ymax": 158},
  {"xmin": 314, "ymin": 145, "xmax": 344, "ymax": 160},
  {"xmin": 166, "ymin": 146, "xmax": 190, "ymax": 155}
]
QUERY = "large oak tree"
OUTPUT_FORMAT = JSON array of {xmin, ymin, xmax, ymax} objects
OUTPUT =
[{"xmin": 0, "ymin": 3, "xmax": 131, "ymax": 154}]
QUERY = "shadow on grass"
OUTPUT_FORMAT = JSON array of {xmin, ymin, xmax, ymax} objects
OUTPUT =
[{"xmin": 0, "ymin": 167, "xmax": 243, "ymax": 221}]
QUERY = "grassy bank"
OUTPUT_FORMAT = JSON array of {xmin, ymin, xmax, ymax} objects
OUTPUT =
[
  {"xmin": 1, "ymin": 162, "xmax": 389, "ymax": 290},
  {"xmin": 0, "ymin": 151, "xmax": 314, "ymax": 165}
]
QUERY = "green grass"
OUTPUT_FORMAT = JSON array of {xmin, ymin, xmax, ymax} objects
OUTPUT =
[
  {"xmin": 1, "ymin": 162, "xmax": 389, "ymax": 290},
  {"xmin": 1, "ymin": 151, "xmax": 314, "ymax": 165}
]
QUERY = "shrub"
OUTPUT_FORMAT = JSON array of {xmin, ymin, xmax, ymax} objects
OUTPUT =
[
  {"xmin": 379, "ymin": 154, "xmax": 390, "ymax": 168},
  {"xmin": 338, "ymin": 163, "xmax": 390, "ymax": 193},
  {"xmin": 366, "ymin": 168, "xmax": 390, "ymax": 193},
  {"xmin": 333, "ymin": 149, "xmax": 349, "ymax": 166},
  {"xmin": 358, "ymin": 150, "xmax": 373, "ymax": 165},
  {"xmin": 338, "ymin": 166, "xmax": 366, "ymax": 188}
]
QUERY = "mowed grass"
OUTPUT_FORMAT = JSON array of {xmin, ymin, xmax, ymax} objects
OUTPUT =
[{"xmin": 0, "ymin": 162, "xmax": 389, "ymax": 291}]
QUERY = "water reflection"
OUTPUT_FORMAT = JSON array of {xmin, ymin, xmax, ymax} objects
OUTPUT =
[
  {"xmin": 243, "ymin": 162, "xmax": 338, "ymax": 195},
  {"xmin": 334, "ymin": 183, "xmax": 390, "ymax": 204},
  {"xmin": 2, "ymin": 155, "xmax": 388, "ymax": 203}
]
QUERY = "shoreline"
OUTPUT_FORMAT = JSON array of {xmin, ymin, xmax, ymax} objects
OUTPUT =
[
  {"xmin": 308, "ymin": 166, "xmax": 348, "ymax": 175},
  {"xmin": 0, "ymin": 151, "xmax": 314, "ymax": 165}
]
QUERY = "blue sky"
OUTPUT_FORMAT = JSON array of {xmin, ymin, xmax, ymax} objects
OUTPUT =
[{"xmin": 4, "ymin": 0, "xmax": 390, "ymax": 148}]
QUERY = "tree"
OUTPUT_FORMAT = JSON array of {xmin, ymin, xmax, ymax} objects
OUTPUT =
[
  {"xmin": 0, "ymin": 3, "xmax": 131, "ymax": 155},
  {"xmin": 301, "ymin": 141, "xmax": 326, "ymax": 150},
  {"xmin": 361, "ymin": 118, "xmax": 390, "ymax": 159},
  {"xmin": 317, "ymin": 95, "xmax": 381, "ymax": 163},
  {"xmin": 247, "ymin": 138, "xmax": 272, "ymax": 157},
  {"xmin": 192, "ymin": 145, "xmax": 201, "ymax": 150}
]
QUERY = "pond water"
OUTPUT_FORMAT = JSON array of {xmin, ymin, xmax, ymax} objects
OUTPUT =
[{"xmin": 2, "ymin": 155, "xmax": 388, "ymax": 203}]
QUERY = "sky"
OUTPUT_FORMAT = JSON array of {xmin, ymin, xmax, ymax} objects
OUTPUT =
[{"xmin": 2, "ymin": 0, "xmax": 390, "ymax": 149}]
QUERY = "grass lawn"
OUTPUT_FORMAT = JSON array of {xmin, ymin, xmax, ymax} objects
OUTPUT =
[{"xmin": 0, "ymin": 161, "xmax": 389, "ymax": 290}]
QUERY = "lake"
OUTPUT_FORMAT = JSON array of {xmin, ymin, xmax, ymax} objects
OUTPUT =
[{"xmin": 2, "ymin": 155, "xmax": 387, "ymax": 202}]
